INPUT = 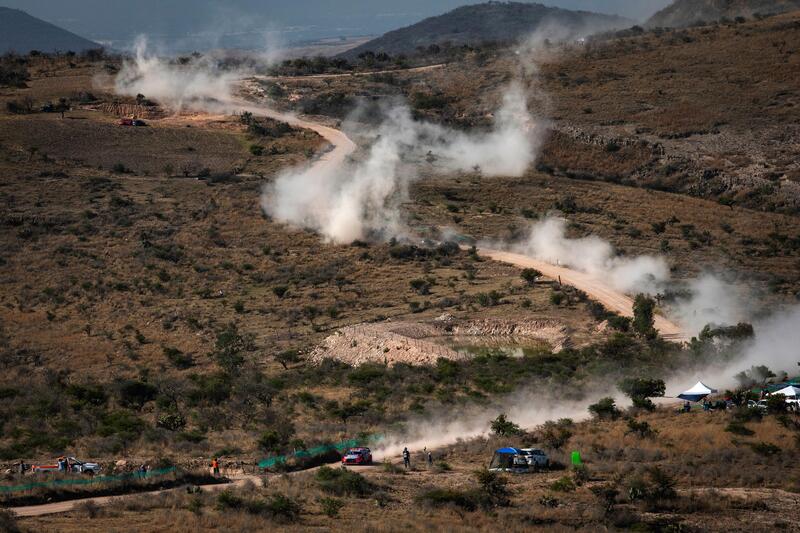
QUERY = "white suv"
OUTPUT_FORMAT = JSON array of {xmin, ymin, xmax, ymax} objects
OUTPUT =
[{"xmin": 520, "ymin": 448, "xmax": 549, "ymax": 469}]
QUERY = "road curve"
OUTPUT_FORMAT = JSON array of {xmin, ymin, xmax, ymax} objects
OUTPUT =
[
  {"xmin": 234, "ymin": 91, "xmax": 687, "ymax": 342},
  {"xmin": 477, "ymin": 249, "xmax": 687, "ymax": 342}
]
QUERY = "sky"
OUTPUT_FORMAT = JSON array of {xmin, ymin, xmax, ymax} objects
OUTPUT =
[{"xmin": 1, "ymin": 0, "xmax": 672, "ymax": 51}]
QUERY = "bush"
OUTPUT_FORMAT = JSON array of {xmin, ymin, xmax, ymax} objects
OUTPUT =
[
  {"xmin": 117, "ymin": 380, "xmax": 158, "ymax": 409},
  {"xmin": 626, "ymin": 418, "xmax": 657, "ymax": 439},
  {"xmin": 163, "ymin": 347, "xmax": 193, "ymax": 369},
  {"xmin": 315, "ymin": 466, "xmax": 374, "ymax": 496},
  {"xmin": 589, "ymin": 397, "xmax": 621, "ymax": 420},
  {"xmin": 216, "ymin": 491, "xmax": 302, "ymax": 522},
  {"xmin": 725, "ymin": 421, "xmax": 754, "ymax": 436},
  {"xmin": 521, "ymin": 268, "xmax": 541, "ymax": 286},
  {"xmin": 473, "ymin": 469, "xmax": 510, "ymax": 507},
  {"xmin": 750, "ymin": 442, "xmax": 781, "ymax": 456},
  {"xmin": 539, "ymin": 419, "xmax": 573, "ymax": 449},
  {"xmin": 627, "ymin": 467, "xmax": 676, "ymax": 503},
  {"xmin": 550, "ymin": 476, "xmax": 576, "ymax": 492},
  {"xmin": 382, "ymin": 460, "xmax": 406, "ymax": 475},
  {"xmin": 0, "ymin": 509, "xmax": 21, "ymax": 533},
  {"xmin": 319, "ymin": 496, "xmax": 344, "ymax": 518},
  {"xmin": 416, "ymin": 488, "xmax": 478, "ymax": 511}
]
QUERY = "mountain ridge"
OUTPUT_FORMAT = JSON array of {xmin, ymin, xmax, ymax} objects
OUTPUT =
[
  {"xmin": 0, "ymin": 6, "xmax": 100, "ymax": 54},
  {"xmin": 340, "ymin": 1, "xmax": 633, "ymax": 59},
  {"xmin": 646, "ymin": 0, "xmax": 800, "ymax": 28}
]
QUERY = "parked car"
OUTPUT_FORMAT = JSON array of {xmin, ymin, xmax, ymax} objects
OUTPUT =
[
  {"xmin": 747, "ymin": 400, "xmax": 769, "ymax": 410},
  {"xmin": 32, "ymin": 457, "xmax": 102, "ymax": 475},
  {"xmin": 68, "ymin": 457, "xmax": 102, "ymax": 475},
  {"xmin": 520, "ymin": 448, "xmax": 549, "ymax": 469},
  {"xmin": 341, "ymin": 447, "xmax": 372, "ymax": 466}
]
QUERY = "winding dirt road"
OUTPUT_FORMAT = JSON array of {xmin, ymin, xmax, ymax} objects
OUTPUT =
[{"xmin": 230, "ymin": 92, "xmax": 687, "ymax": 342}]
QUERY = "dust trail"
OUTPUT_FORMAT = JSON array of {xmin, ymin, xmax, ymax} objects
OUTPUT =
[
  {"xmin": 261, "ymin": 82, "xmax": 544, "ymax": 243},
  {"xmin": 376, "ymin": 386, "xmax": 628, "ymax": 457}
]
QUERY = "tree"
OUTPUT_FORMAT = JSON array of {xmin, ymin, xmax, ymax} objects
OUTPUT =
[
  {"xmin": 588, "ymin": 397, "xmax": 621, "ymax": 420},
  {"xmin": 302, "ymin": 305, "xmax": 320, "ymax": 326},
  {"xmin": 538, "ymin": 419, "xmax": 573, "ymax": 449},
  {"xmin": 490, "ymin": 414, "xmax": 522, "ymax": 437},
  {"xmin": 275, "ymin": 349, "xmax": 300, "ymax": 370},
  {"xmin": 214, "ymin": 323, "xmax": 253, "ymax": 374},
  {"xmin": 632, "ymin": 294, "xmax": 656, "ymax": 338},
  {"xmin": 735, "ymin": 365, "xmax": 776, "ymax": 388},
  {"xmin": 520, "ymin": 268, "xmax": 542, "ymax": 286},
  {"xmin": 409, "ymin": 278, "xmax": 431, "ymax": 295},
  {"xmin": 326, "ymin": 400, "xmax": 369, "ymax": 429},
  {"xmin": 618, "ymin": 377, "xmax": 665, "ymax": 411}
]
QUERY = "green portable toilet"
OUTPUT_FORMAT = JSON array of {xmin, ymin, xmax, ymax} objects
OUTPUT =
[{"xmin": 571, "ymin": 450, "xmax": 582, "ymax": 466}]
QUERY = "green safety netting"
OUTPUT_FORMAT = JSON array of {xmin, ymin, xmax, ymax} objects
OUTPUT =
[
  {"xmin": 257, "ymin": 435, "xmax": 381, "ymax": 469},
  {"xmin": 0, "ymin": 466, "xmax": 178, "ymax": 493}
]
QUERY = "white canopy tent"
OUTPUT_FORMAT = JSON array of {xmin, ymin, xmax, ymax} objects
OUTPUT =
[
  {"xmin": 677, "ymin": 381, "xmax": 718, "ymax": 402},
  {"xmin": 772, "ymin": 385, "xmax": 800, "ymax": 397}
]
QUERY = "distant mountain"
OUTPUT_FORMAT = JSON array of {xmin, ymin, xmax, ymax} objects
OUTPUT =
[
  {"xmin": 340, "ymin": 2, "xmax": 633, "ymax": 58},
  {"xmin": 0, "ymin": 7, "xmax": 100, "ymax": 54},
  {"xmin": 645, "ymin": 0, "xmax": 800, "ymax": 28}
]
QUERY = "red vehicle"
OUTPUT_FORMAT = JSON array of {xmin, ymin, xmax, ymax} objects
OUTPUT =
[{"xmin": 341, "ymin": 447, "xmax": 372, "ymax": 466}]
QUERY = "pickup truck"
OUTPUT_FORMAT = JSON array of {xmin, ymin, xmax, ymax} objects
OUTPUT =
[{"xmin": 32, "ymin": 457, "xmax": 102, "ymax": 475}]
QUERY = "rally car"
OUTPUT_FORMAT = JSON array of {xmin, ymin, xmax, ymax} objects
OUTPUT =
[{"xmin": 341, "ymin": 447, "xmax": 373, "ymax": 466}]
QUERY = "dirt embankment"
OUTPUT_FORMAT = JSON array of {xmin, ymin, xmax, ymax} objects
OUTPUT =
[{"xmin": 309, "ymin": 315, "xmax": 569, "ymax": 366}]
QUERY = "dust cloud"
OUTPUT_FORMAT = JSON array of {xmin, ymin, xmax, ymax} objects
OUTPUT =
[{"xmin": 261, "ymin": 82, "xmax": 543, "ymax": 243}]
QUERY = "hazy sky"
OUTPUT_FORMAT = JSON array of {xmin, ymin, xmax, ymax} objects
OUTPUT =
[{"xmin": 2, "ymin": 1, "xmax": 671, "ymax": 50}]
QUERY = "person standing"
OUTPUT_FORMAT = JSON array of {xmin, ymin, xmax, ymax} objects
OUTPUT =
[
  {"xmin": 211, "ymin": 457, "xmax": 220, "ymax": 476},
  {"xmin": 402, "ymin": 448, "xmax": 410, "ymax": 469},
  {"xmin": 427, "ymin": 451, "xmax": 433, "ymax": 468}
]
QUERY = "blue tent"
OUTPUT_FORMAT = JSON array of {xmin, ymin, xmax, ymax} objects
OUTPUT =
[{"xmin": 489, "ymin": 447, "xmax": 525, "ymax": 471}]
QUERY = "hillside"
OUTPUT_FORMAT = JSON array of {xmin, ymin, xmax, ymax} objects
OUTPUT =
[
  {"xmin": 341, "ymin": 1, "xmax": 632, "ymax": 58},
  {"xmin": 646, "ymin": 0, "xmax": 800, "ymax": 28},
  {"xmin": 0, "ymin": 7, "xmax": 99, "ymax": 54}
]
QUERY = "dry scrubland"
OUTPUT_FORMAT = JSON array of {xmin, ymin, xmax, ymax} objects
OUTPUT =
[
  {"xmin": 0, "ymin": 53, "xmax": 621, "ymax": 463},
  {"xmin": 269, "ymin": 12, "xmax": 800, "ymax": 214},
  {"xmin": 1, "ymin": 15, "xmax": 800, "ymax": 532},
  {"xmin": 14, "ymin": 409, "xmax": 800, "ymax": 532}
]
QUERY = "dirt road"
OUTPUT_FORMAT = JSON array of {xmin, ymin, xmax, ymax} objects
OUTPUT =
[
  {"xmin": 9, "ymin": 460, "xmax": 384, "ymax": 518},
  {"xmin": 234, "ymin": 91, "xmax": 687, "ymax": 342},
  {"xmin": 477, "ymin": 249, "xmax": 688, "ymax": 342},
  {"xmin": 252, "ymin": 63, "xmax": 445, "ymax": 82}
]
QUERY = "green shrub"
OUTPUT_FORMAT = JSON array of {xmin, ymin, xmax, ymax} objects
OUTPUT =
[
  {"xmin": 116, "ymin": 380, "xmax": 157, "ymax": 409},
  {"xmin": 750, "ymin": 442, "xmax": 781, "ymax": 456},
  {"xmin": 319, "ymin": 496, "xmax": 344, "ymax": 518},
  {"xmin": 521, "ymin": 268, "xmax": 541, "ymax": 286},
  {"xmin": 627, "ymin": 467, "xmax": 676, "ymax": 503},
  {"xmin": 97, "ymin": 411, "xmax": 144, "ymax": 440},
  {"xmin": 416, "ymin": 488, "xmax": 478, "ymax": 511},
  {"xmin": 315, "ymin": 466, "xmax": 374, "ymax": 496},
  {"xmin": 550, "ymin": 476, "xmax": 576, "ymax": 492},
  {"xmin": 626, "ymin": 419, "xmax": 657, "ymax": 439},
  {"xmin": 589, "ymin": 397, "xmax": 621, "ymax": 420},
  {"xmin": 163, "ymin": 347, "xmax": 193, "ymax": 369},
  {"xmin": 725, "ymin": 421, "xmax": 754, "ymax": 436}
]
